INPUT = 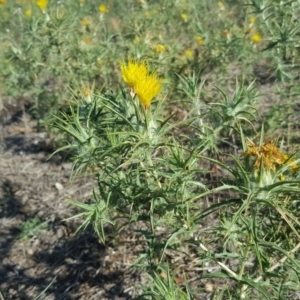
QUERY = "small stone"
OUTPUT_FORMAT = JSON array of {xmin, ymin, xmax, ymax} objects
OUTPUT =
[
  {"xmin": 55, "ymin": 182, "xmax": 64, "ymax": 191},
  {"xmin": 205, "ymin": 283, "xmax": 214, "ymax": 292},
  {"xmin": 27, "ymin": 248, "xmax": 34, "ymax": 256},
  {"xmin": 56, "ymin": 228, "xmax": 64, "ymax": 239}
]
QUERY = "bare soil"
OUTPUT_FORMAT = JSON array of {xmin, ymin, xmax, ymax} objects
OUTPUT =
[{"xmin": 0, "ymin": 102, "xmax": 147, "ymax": 299}]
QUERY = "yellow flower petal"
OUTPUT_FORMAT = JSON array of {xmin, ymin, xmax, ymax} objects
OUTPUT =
[
  {"xmin": 120, "ymin": 60, "xmax": 148, "ymax": 88},
  {"xmin": 135, "ymin": 73, "xmax": 162, "ymax": 109},
  {"xmin": 181, "ymin": 13, "xmax": 188, "ymax": 21},
  {"xmin": 244, "ymin": 141, "xmax": 298, "ymax": 173},
  {"xmin": 99, "ymin": 4, "xmax": 108, "ymax": 14},
  {"xmin": 120, "ymin": 60, "xmax": 162, "ymax": 109},
  {"xmin": 36, "ymin": 0, "xmax": 48, "ymax": 11},
  {"xmin": 252, "ymin": 32, "xmax": 262, "ymax": 43},
  {"xmin": 154, "ymin": 44, "xmax": 166, "ymax": 53}
]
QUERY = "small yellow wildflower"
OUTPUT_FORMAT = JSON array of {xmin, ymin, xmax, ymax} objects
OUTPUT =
[
  {"xmin": 81, "ymin": 18, "xmax": 91, "ymax": 27},
  {"xmin": 99, "ymin": 4, "xmax": 109, "ymax": 14},
  {"xmin": 120, "ymin": 60, "xmax": 148, "ymax": 89},
  {"xmin": 97, "ymin": 59, "xmax": 103, "ymax": 67},
  {"xmin": 154, "ymin": 44, "xmax": 166, "ymax": 54},
  {"xmin": 279, "ymin": 173, "xmax": 285, "ymax": 181},
  {"xmin": 249, "ymin": 16, "xmax": 256, "ymax": 24},
  {"xmin": 134, "ymin": 36, "xmax": 141, "ymax": 44},
  {"xmin": 82, "ymin": 87, "xmax": 92, "ymax": 102},
  {"xmin": 82, "ymin": 37, "xmax": 92, "ymax": 44},
  {"xmin": 120, "ymin": 60, "xmax": 162, "ymax": 109},
  {"xmin": 0, "ymin": 0, "xmax": 7, "ymax": 7},
  {"xmin": 244, "ymin": 140, "xmax": 298, "ymax": 173},
  {"xmin": 218, "ymin": 1, "xmax": 225, "ymax": 10},
  {"xmin": 83, "ymin": 87, "xmax": 91, "ymax": 97},
  {"xmin": 184, "ymin": 49, "xmax": 194, "ymax": 59},
  {"xmin": 36, "ymin": 0, "xmax": 48, "ymax": 12},
  {"xmin": 24, "ymin": 9, "xmax": 32, "ymax": 17},
  {"xmin": 195, "ymin": 35, "xmax": 204, "ymax": 45},
  {"xmin": 78, "ymin": 0, "xmax": 85, "ymax": 3},
  {"xmin": 222, "ymin": 30, "xmax": 232, "ymax": 41},
  {"xmin": 181, "ymin": 13, "xmax": 188, "ymax": 21},
  {"xmin": 134, "ymin": 73, "xmax": 162, "ymax": 109},
  {"xmin": 221, "ymin": 30, "xmax": 229, "ymax": 36},
  {"xmin": 252, "ymin": 32, "xmax": 262, "ymax": 43}
]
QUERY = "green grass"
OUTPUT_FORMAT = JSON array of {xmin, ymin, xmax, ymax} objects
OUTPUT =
[{"xmin": 18, "ymin": 217, "xmax": 48, "ymax": 240}]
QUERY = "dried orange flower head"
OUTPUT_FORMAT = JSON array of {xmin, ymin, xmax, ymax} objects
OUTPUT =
[{"xmin": 244, "ymin": 140, "xmax": 298, "ymax": 172}]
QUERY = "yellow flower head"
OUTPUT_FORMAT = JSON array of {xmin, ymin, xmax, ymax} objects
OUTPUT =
[
  {"xmin": 120, "ymin": 60, "xmax": 148, "ymax": 89},
  {"xmin": 184, "ymin": 49, "xmax": 194, "ymax": 59},
  {"xmin": 181, "ymin": 13, "xmax": 188, "ymax": 21},
  {"xmin": 134, "ymin": 36, "xmax": 141, "ymax": 44},
  {"xmin": 36, "ymin": 0, "xmax": 48, "ymax": 11},
  {"xmin": 97, "ymin": 59, "xmax": 103, "ymax": 66},
  {"xmin": 218, "ymin": 1, "xmax": 225, "ymax": 10},
  {"xmin": 82, "ymin": 37, "xmax": 92, "ymax": 44},
  {"xmin": 24, "ymin": 8, "xmax": 32, "ymax": 17},
  {"xmin": 154, "ymin": 44, "xmax": 166, "ymax": 54},
  {"xmin": 134, "ymin": 73, "xmax": 162, "ymax": 109},
  {"xmin": 0, "ymin": 0, "xmax": 7, "ymax": 7},
  {"xmin": 195, "ymin": 35, "xmax": 204, "ymax": 45},
  {"xmin": 252, "ymin": 32, "xmax": 262, "ymax": 43},
  {"xmin": 81, "ymin": 86, "xmax": 92, "ymax": 102},
  {"xmin": 99, "ymin": 4, "xmax": 109, "ymax": 14},
  {"xmin": 181, "ymin": 13, "xmax": 187, "ymax": 21},
  {"xmin": 81, "ymin": 17, "xmax": 91, "ymax": 27},
  {"xmin": 221, "ymin": 29, "xmax": 229, "ymax": 36},
  {"xmin": 244, "ymin": 140, "xmax": 298, "ymax": 172},
  {"xmin": 120, "ymin": 60, "xmax": 162, "ymax": 109},
  {"xmin": 249, "ymin": 16, "xmax": 256, "ymax": 24}
]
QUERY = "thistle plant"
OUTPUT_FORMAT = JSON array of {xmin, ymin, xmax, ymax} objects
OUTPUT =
[
  {"xmin": 248, "ymin": 0, "xmax": 300, "ymax": 147},
  {"xmin": 52, "ymin": 57, "xmax": 300, "ymax": 298}
]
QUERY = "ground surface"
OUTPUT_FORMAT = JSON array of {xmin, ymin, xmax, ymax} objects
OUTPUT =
[
  {"xmin": 0, "ymin": 80, "xmax": 298, "ymax": 299},
  {"xmin": 0, "ymin": 102, "xmax": 147, "ymax": 300}
]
